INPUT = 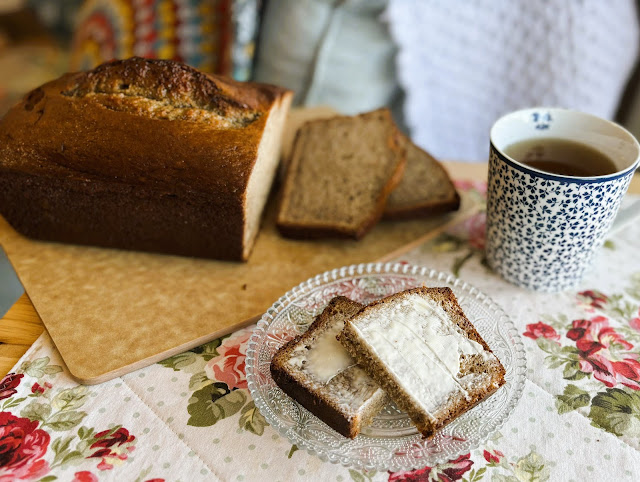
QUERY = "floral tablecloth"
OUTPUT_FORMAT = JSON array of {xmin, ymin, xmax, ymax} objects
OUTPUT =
[{"xmin": 1, "ymin": 182, "xmax": 640, "ymax": 482}]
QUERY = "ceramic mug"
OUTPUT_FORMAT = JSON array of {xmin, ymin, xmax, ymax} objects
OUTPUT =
[{"xmin": 486, "ymin": 107, "xmax": 640, "ymax": 292}]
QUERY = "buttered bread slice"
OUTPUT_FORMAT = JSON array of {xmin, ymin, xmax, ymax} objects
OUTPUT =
[
  {"xmin": 338, "ymin": 287, "xmax": 505, "ymax": 438},
  {"xmin": 270, "ymin": 296, "xmax": 388, "ymax": 439}
]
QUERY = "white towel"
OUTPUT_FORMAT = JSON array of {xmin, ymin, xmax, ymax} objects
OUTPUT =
[{"xmin": 386, "ymin": 0, "xmax": 639, "ymax": 162}]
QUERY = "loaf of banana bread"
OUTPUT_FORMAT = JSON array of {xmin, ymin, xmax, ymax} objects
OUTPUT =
[{"xmin": 0, "ymin": 57, "xmax": 292, "ymax": 260}]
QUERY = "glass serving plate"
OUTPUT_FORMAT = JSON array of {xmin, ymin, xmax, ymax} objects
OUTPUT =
[{"xmin": 245, "ymin": 263, "xmax": 526, "ymax": 471}]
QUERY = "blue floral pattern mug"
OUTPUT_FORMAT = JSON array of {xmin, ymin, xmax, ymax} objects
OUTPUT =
[{"xmin": 486, "ymin": 108, "xmax": 640, "ymax": 292}]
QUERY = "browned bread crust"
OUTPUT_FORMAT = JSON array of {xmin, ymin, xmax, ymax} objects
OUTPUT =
[
  {"xmin": 0, "ymin": 57, "xmax": 292, "ymax": 260},
  {"xmin": 384, "ymin": 191, "xmax": 461, "ymax": 220},
  {"xmin": 270, "ymin": 296, "xmax": 388, "ymax": 439},
  {"xmin": 276, "ymin": 108, "xmax": 406, "ymax": 240},
  {"xmin": 383, "ymin": 136, "xmax": 461, "ymax": 220},
  {"xmin": 338, "ymin": 287, "xmax": 506, "ymax": 438}
]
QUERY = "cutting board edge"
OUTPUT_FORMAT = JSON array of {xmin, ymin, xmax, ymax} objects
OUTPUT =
[{"xmin": 61, "ymin": 313, "xmax": 263, "ymax": 385}]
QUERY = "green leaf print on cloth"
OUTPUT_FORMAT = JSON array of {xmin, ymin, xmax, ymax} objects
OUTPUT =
[
  {"xmin": 524, "ymin": 273, "xmax": 640, "ymax": 442},
  {"xmin": 158, "ymin": 338, "xmax": 223, "ymax": 372},
  {"xmin": 21, "ymin": 400, "xmax": 52, "ymax": 422},
  {"xmin": 20, "ymin": 356, "xmax": 63, "ymax": 379},
  {"xmin": 589, "ymin": 388, "xmax": 640, "ymax": 437},
  {"xmin": 46, "ymin": 410, "xmax": 87, "ymax": 432},
  {"xmin": 349, "ymin": 468, "xmax": 377, "ymax": 481},
  {"xmin": 158, "ymin": 327, "xmax": 269, "ymax": 434},
  {"xmin": 187, "ymin": 383, "xmax": 246, "ymax": 427},
  {"xmin": 20, "ymin": 385, "xmax": 88, "ymax": 432},
  {"xmin": 239, "ymin": 400, "xmax": 268, "ymax": 435},
  {"xmin": 157, "ymin": 351, "xmax": 199, "ymax": 371},
  {"xmin": 555, "ymin": 384, "xmax": 591, "ymax": 414},
  {"xmin": 512, "ymin": 451, "xmax": 551, "ymax": 482}
]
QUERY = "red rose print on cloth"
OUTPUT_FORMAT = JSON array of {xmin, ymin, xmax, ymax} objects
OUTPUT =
[
  {"xmin": 388, "ymin": 453, "xmax": 474, "ymax": 481},
  {"xmin": 0, "ymin": 411, "xmax": 50, "ymax": 481},
  {"xmin": 0, "ymin": 373, "xmax": 23, "ymax": 401},
  {"xmin": 577, "ymin": 290, "xmax": 609, "ymax": 311},
  {"xmin": 567, "ymin": 316, "xmax": 640, "ymax": 390},
  {"xmin": 87, "ymin": 427, "xmax": 136, "ymax": 471},
  {"xmin": 388, "ymin": 466, "xmax": 431, "ymax": 481},
  {"xmin": 205, "ymin": 328, "xmax": 253, "ymax": 390},
  {"xmin": 31, "ymin": 382, "xmax": 52, "ymax": 396},
  {"xmin": 483, "ymin": 449, "xmax": 504, "ymax": 463},
  {"xmin": 523, "ymin": 322, "xmax": 561, "ymax": 342},
  {"xmin": 73, "ymin": 471, "xmax": 98, "ymax": 482}
]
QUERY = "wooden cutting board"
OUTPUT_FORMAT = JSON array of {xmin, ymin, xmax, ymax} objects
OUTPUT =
[
  {"xmin": 0, "ymin": 200, "xmax": 474, "ymax": 384},
  {"xmin": 0, "ymin": 109, "xmax": 477, "ymax": 384}
]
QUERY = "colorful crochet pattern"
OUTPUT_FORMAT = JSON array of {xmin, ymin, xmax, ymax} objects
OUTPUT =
[{"xmin": 71, "ymin": 0, "xmax": 257, "ymax": 80}]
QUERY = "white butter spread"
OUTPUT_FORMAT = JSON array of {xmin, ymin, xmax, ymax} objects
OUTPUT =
[
  {"xmin": 304, "ymin": 322, "xmax": 354, "ymax": 384},
  {"xmin": 353, "ymin": 293, "xmax": 497, "ymax": 421},
  {"xmin": 284, "ymin": 319, "xmax": 383, "ymax": 413}
]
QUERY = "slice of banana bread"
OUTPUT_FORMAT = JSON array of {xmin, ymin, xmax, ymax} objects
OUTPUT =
[
  {"xmin": 384, "ymin": 137, "xmax": 460, "ymax": 220},
  {"xmin": 276, "ymin": 108, "xmax": 406, "ymax": 240},
  {"xmin": 338, "ymin": 287, "xmax": 505, "ymax": 438},
  {"xmin": 271, "ymin": 296, "xmax": 388, "ymax": 439}
]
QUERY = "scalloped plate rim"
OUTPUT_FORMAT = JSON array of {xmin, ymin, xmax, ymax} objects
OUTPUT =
[{"xmin": 246, "ymin": 262, "xmax": 527, "ymax": 471}]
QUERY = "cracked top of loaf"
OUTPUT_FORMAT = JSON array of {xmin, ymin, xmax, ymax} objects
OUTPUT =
[{"xmin": 0, "ymin": 57, "xmax": 290, "ymax": 195}]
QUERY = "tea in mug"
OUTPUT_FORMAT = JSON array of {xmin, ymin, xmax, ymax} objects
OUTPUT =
[{"xmin": 503, "ymin": 138, "xmax": 618, "ymax": 177}]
